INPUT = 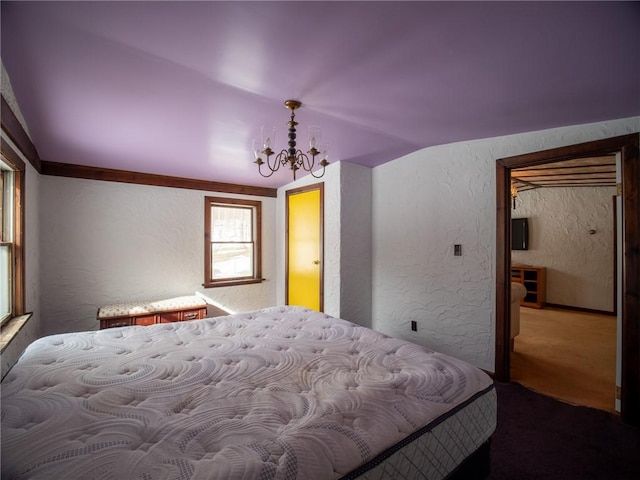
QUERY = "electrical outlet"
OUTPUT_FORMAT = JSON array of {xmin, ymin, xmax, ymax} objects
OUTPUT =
[{"xmin": 411, "ymin": 321, "xmax": 417, "ymax": 331}]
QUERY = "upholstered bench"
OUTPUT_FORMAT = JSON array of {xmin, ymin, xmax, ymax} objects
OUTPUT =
[{"xmin": 98, "ymin": 295, "xmax": 208, "ymax": 329}]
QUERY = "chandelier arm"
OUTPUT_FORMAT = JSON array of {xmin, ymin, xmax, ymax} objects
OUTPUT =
[
  {"xmin": 255, "ymin": 150, "xmax": 284, "ymax": 178},
  {"xmin": 262, "ymin": 151, "xmax": 281, "ymax": 172},
  {"xmin": 274, "ymin": 150, "xmax": 287, "ymax": 167},
  {"xmin": 305, "ymin": 149, "xmax": 329, "ymax": 178},
  {"xmin": 256, "ymin": 161, "xmax": 278, "ymax": 178},
  {"xmin": 309, "ymin": 165, "xmax": 327, "ymax": 178},
  {"xmin": 295, "ymin": 149, "xmax": 312, "ymax": 171}
]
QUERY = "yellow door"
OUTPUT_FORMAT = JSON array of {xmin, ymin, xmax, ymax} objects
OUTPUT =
[{"xmin": 286, "ymin": 184, "xmax": 323, "ymax": 311}]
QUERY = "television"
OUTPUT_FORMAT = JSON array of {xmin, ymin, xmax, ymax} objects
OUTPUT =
[{"xmin": 512, "ymin": 218, "xmax": 529, "ymax": 250}]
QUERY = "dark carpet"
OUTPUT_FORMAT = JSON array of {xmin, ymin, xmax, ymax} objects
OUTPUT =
[{"xmin": 488, "ymin": 382, "xmax": 640, "ymax": 479}]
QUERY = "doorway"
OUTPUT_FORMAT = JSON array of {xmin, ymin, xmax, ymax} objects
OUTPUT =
[
  {"xmin": 509, "ymin": 160, "xmax": 617, "ymax": 411},
  {"xmin": 495, "ymin": 134, "xmax": 640, "ymax": 426},
  {"xmin": 286, "ymin": 183, "xmax": 324, "ymax": 311}
]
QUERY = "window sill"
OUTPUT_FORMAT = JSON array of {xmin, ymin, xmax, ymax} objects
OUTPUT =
[
  {"xmin": 203, "ymin": 278, "xmax": 265, "ymax": 288},
  {"xmin": 0, "ymin": 312, "xmax": 33, "ymax": 354}
]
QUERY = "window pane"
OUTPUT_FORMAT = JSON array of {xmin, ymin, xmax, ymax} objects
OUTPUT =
[
  {"xmin": 211, "ymin": 243, "xmax": 253, "ymax": 279},
  {"xmin": 0, "ymin": 244, "xmax": 11, "ymax": 322},
  {"xmin": 204, "ymin": 196, "xmax": 261, "ymax": 287},
  {"xmin": 1, "ymin": 169, "xmax": 15, "ymax": 242},
  {"xmin": 0, "ymin": 170, "xmax": 4, "ymax": 241},
  {"xmin": 211, "ymin": 206, "xmax": 252, "ymax": 242}
]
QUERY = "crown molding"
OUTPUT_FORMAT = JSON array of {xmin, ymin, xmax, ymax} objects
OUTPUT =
[{"xmin": 40, "ymin": 161, "xmax": 277, "ymax": 198}]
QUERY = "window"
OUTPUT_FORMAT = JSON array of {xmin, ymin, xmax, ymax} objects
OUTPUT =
[
  {"xmin": 204, "ymin": 196, "xmax": 262, "ymax": 287},
  {"xmin": 0, "ymin": 154, "xmax": 24, "ymax": 326}
]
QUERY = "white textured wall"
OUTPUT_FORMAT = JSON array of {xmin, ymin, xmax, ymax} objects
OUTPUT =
[
  {"xmin": 512, "ymin": 187, "xmax": 615, "ymax": 312},
  {"xmin": 372, "ymin": 117, "xmax": 639, "ymax": 371},
  {"xmin": 276, "ymin": 162, "xmax": 373, "ymax": 327},
  {"xmin": 338, "ymin": 162, "xmax": 372, "ymax": 328},
  {"xmin": 40, "ymin": 177, "xmax": 276, "ymax": 335},
  {"xmin": 25, "ymin": 160, "xmax": 41, "ymax": 327}
]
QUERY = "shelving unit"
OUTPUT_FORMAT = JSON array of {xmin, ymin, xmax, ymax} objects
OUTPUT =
[{"xmin": 511, "ymin": 264, "xmax": 546, "ymax": 308}]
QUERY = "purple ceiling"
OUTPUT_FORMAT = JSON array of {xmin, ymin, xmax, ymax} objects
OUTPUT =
[{"xmin": 2, "ymin": 1, "xmax": 639, "ymax": 189}]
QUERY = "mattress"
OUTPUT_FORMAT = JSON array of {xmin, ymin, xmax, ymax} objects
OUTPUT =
[{"xmin": 1, "ymin": 306, "xmax": 495, "ymax": 480}]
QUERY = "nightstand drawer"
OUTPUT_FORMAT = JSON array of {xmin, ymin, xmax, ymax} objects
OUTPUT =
[
  {"xmin": 134, "ymin": 314, "xmax": 157, "ymax": 326},
  {"xmin": 158, "ymin": 311, "xmax": 181, "ymax": 323},
  {"xmin": 181, "ymin": 308, "xmax": 205, "ymax": 321},
  {"xmin": 100, "ymin": 318, "xmax": 133, "ymax": 329}
]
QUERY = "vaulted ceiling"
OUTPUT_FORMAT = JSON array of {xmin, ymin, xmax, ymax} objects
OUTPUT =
[{"xmin": 1, "ymin": 1, "xmax": 639, "ymax": 189}]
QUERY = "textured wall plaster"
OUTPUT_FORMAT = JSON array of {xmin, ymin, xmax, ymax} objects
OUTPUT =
[
  {"xmin": 40, "ymin": 177, "xmax": 276, "ymax": 335},
  {"xmin": 25, "ymin": 160, "xmax": 41, "ymax": 328},
  {"xmin": 372, "ymin": 117, "xmax": 638, "ymax": 371},
  {"xmin": 276, "ymin": 162, "xmax": 373, "ymax": 328},
  {"xmin": 373, "ymin": 148, "xmax": 495, "ymax": 369},
  {"xmin": 512, "ymin": 187, "xmax": 615, "ymax": 312},
  {"xmin": 338, "ymin": 162, "xmax": 373, "ymax": 328}
]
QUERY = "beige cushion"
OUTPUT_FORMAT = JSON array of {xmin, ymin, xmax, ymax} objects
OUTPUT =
[
  {"xmin": 510, "ymin": 282, "xmax": 527, "ymax": 341},
  {"xmin": 511, "ymin": 282, "xmax": 527, "ymax": 303}
]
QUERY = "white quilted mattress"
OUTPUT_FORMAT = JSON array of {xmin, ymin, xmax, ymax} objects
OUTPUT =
[{"xmin": 1, "ymin": 306, "xmax": 494, "ymax": 480}]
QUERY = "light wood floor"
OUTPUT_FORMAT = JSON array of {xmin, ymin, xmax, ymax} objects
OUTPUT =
[{"xmin": 510, "ymin": 306, "xmax": 617, "ymax": 413}]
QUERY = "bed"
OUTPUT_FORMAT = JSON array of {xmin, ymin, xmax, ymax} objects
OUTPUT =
[{"xmin": 1, "ymin": 306, "xmax": 496, "ymax": 479}]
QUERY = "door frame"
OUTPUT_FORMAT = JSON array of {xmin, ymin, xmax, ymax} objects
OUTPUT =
[
  {"xmin": 285, "ymin": 182, "xmax": 325, "ymax": 311},
  {"xmin": 495, "ymin": 133, "xmax": 639, "ymax": 426}
]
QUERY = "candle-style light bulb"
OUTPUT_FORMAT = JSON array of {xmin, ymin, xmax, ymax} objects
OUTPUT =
[
  {"xmin": 252, "ymin": 139, "xmax": 261, "ymax": 159},
  {"xmin": 320, "ymin": 144, "xmax": 329, "ymax": 164},
  {"xmin": 261, "ymin": 126, "xmax": 276, "ymax": 150},
  {"xmin": 308, "ymin": 126, "xmax": 321, "ymax": 150}
]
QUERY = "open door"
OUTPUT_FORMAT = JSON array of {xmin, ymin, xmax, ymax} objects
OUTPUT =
[{"xmin": 286, "ymin": 183, "xmax": 324, "ymax": 311}]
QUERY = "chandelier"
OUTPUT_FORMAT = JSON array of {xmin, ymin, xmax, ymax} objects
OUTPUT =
[{"xmin": 253, "ymin": 100, "xmax": 329, "ymax": 180}]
